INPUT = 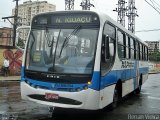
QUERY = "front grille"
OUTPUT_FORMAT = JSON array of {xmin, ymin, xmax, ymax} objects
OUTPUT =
[{"xmin": 25, "ymin": 70, "xmax": 91, "ymax": 84}]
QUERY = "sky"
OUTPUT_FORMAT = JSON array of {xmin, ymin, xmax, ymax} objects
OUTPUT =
[{"xmin": 0, "ymin": 0, "xmax": 160, "ymax": 42}]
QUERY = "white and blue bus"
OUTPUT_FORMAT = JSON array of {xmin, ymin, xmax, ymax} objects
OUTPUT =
[{"xmin": 18, "ymin": 11, "xmax": 149, "ymax": 110}]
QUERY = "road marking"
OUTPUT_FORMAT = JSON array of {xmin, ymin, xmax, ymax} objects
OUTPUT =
[{"xmin": 148, "ymin": 96, "xmax": 160, "ymax": 100}]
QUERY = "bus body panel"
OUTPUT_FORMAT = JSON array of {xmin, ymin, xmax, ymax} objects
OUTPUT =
[
  {"xmin": 122, "ymin": 78, "xmax": 134, "ymax": 97},
  {"xmin": 99, "ymin": 84, "xmax": 116, "ymax": 109}
]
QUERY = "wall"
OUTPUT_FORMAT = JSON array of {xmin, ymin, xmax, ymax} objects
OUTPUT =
[{"xmin": 0, "ymin": 48, "xmax": 23, "ymax": 75}]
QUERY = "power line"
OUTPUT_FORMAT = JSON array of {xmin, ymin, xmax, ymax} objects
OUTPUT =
[
  {"xmin": 145, "ymin": 0, "xmax": 160, "ymax": 14},
  {"xmin": 150, "ymin": 0, "xmax": 160, "ymax": 11},
  {"xmin": 146, "ymin": 0, "xmax": 160, "ymax": 11},
  {"xmin": 150, "ymin": 0, "xmax": 156, "ymax": 8},
  {"xmin": 152, "ymin": 0, "xmax": 160, "ymax": 8},
  {"xmin": 136, "ymin": 28, "xmax": 160, "ymax": 32}
]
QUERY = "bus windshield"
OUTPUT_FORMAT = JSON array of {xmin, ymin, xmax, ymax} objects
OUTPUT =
[{"xmin": 25, "ymin": 27, "xmax": 98, "ymax": 74}]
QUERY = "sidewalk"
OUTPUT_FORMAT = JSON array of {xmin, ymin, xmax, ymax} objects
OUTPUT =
[{"xmin": 0, "ymin": 76, "xmax": 21, "ymax": 81}]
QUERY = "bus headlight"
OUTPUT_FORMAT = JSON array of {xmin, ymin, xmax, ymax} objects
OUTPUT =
[{"xmin": 87, "ymin": 81, "xmax": 91, "ymax": 85}]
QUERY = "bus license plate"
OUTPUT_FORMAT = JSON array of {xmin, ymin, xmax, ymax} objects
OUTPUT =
[{"xmin": 45, "ymin": 93, "xmax": 59, "ymax": 100}]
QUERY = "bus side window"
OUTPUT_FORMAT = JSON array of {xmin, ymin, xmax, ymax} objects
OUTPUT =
[
  {"xmin": 101, "ymin": 35, "xmax": 114, "ymax": 61},
  {"xmin": 117, "ymin": 30, "xmax": 126, "ymax": 60},
  {"xmin": 102, "ymin": 35, "xmax": 109, "ymax": 61}
]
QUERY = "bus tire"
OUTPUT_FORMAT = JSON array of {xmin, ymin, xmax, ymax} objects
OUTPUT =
[
  {"xmin": 134, "ymin": 75, "xmax": 142, "ymax": 94},
  {"xmin": 111, "ymin": 82, "xmax": 122, "ymax": 109}
]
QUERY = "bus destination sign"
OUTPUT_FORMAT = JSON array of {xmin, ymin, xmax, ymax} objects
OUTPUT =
[
  {"xmin": 33, "ymin": 13, "xmax": 99, "ymax": 26},
  {"xmin": 52, "ymin": 15, "xmax": 97, "ymax": 24}
]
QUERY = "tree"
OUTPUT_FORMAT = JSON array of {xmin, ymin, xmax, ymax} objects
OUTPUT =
[{"xmin": 149, "ymin": 51, "xmax": 160, "ymax": 62}]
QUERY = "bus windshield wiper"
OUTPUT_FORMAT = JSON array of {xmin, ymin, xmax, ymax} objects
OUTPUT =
[
  {"xmin": 59, "ymin": 25, "xmax": 81, "ymax": 58},
  {"xmin": 48, "ymin": 29, "xmax": 61, "ymax": 72}
]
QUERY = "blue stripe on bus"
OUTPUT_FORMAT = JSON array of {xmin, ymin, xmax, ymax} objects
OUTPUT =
[{"xmin": 91, "ymin": 67, "xmax": 149, "ymax": 91}]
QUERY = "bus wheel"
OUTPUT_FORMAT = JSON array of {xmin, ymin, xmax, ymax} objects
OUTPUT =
[
  {"xmin": 134, "ymin": 76, "xmax": 142, "ymax": 94},
  {"xmin": 134, "ymin": 84, "xmax": 142, "ymax": 94},
  {"xmin": 111, "ymin": 86, "xmax": 119, "ymax": 109}
]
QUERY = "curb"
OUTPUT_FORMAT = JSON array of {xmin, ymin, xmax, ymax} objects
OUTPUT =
[{"xmin": 0, "ymin": 76, "xmax": 21, "ymax": 81}]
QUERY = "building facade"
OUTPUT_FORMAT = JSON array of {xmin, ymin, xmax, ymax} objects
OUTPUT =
[
  {"xmin": 0, "ymin": 27, "xmax": 13, "ymax": 46},
  {"xmin": 145, "ymin": 41, "xmax": 160, "ymax": 53},
  {"xmin": 12, "ymin": 0, "xmax": 56, "ymax": 26}
]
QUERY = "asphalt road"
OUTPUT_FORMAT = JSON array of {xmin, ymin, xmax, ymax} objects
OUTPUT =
[{"xmin": 0, "ymin": 74, "xmax": 160, "ymax": 120}]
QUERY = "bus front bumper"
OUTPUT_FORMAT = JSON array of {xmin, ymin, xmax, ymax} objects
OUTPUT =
[{"xmin": 21, "ymin": 81, "xmax": 100, "ymax": 110}]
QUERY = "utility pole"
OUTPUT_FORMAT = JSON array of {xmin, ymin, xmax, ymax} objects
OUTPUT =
[
  {"xmin": 2, "ymin": 0, "xmax": 19, "ymax": 47},
  {"xmin": 126, "ymin": 0, "xmax": 138, "ymax": 33},
  {"xmin": 65, "ymin": 0, "xmax": 74, "ymax": 10},
  {"xmin": 80, "ymin": 0, "xmax": 94, "ymax": 10},
  {"xmin": 13, "ymin": 0, "xmax": 19, "ymax": 47},
  {"xmin": 113, "ymin": 0, "xmax": 127, "ymax": 27}
]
